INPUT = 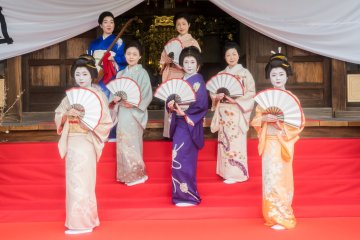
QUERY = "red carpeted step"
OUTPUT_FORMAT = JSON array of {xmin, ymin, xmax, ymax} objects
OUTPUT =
[
  {"xmin": 0, "ymin": 139, "xmax": 360, "ymax": 222},
  {"xmin": 1, "ymin": 157, "xmax": 359, "ymax": 186}
]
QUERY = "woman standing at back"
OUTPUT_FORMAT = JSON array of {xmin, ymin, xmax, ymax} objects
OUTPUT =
[{"xmin": 160, "ymin": 12, "xmax": 201, "ymax": 138}]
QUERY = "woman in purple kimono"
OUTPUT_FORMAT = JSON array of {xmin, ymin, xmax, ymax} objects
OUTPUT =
[{"xmin": 167, "ymin": 46, "xmax": 208, "ymax": 206}]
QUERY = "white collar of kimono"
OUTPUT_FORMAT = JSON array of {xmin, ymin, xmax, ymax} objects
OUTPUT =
[
  {"xmin": 177, "ymin": 33, "xmax": 192, "ymax": 41},
  {"xmin": 102, "ymin": 34, "xmax": 112, "ymax": 40},
  {"xmin": 124, "ymin": 64, "xmax": 141, "ymax": 73},
  {"xmin": 184, "ymin": 72, "xmax": 197, "ymax": 80},
  {"xmin": 225, "ymin": 64, "xmax": 244, "ymax": 74}
]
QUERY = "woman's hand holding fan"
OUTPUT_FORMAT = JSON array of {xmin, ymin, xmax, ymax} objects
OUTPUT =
[
  {"xmin": 206, "ymin": 73, "xmax": 244, "ymax": 102},
  {"xmin": 106, "ymin": 77, "xmax": 142, "ymax": 107},
  {"xmin": 154, "ymin": 78, "xmax": 196, "ymax": 105},
  {"xmin": 254, "ymin": 88, "xmax": 303, "ymax": 128},
  {"xmin": 167, "ymin": 100, "xmax": 185, "ymax": 116},
  {"xmin": 67, "ymin": 108, "xmax": 82, "ymax": 118},
  {"xmin": 164, "ymin": 39, "xmax": 183, "ymax": 65},
  {"xmin": 262, "ymin": 114, "xmax": 279, "ymax": 123},
  {"xmin": 65, "ymin": 87, "xmax": 103, "ymax": 131}
]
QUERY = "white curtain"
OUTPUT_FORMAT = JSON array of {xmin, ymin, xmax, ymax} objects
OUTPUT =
[
  {"xmin": 1, "ymin": 0, "xmax": 360, "ymax": 63},
  {"xmin": 0, "ymin": 0, "xmax": 143, "ymax": 61},
  {"xmin": 210, "ymin": 0, "xmax": 360, "ymax": 63}
]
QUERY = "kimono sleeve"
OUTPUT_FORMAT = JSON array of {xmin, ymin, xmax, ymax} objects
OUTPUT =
[
  {"xmin": 113, "ymin": 38, "xmax": 127, "ymax": 70},
  {"xmin": 137, "ymin": 69, "xmax": 153, "ymax": 112}
]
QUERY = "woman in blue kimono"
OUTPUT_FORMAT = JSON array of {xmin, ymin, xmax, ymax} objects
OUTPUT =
[
  {"xmin": 167, "ymin": 46, "xmax": 208, "ymax": 206},
  {"xmin": 88, "ymin": 11, "xmax": 127, "ymax": 98},
  {"xmin": 88, "ymin": 11, "xmax": 127, "ymax": 139}
]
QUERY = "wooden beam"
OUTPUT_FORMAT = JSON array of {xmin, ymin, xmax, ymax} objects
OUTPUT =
[
  {"xmin": 5, "ymin": 56, "xmax": 22, "ymax": 122},
  {"xmin": 331, "ymin": 59, "xmax": 346, "ymax": 113}
]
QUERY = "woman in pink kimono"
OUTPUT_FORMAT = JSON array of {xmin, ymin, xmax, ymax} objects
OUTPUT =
[
  {"xmin": 210, "ymin": 42, "xmax": 256, "ymax": 184},
  {"xmin": 55, "ymin": 55, "xmax": 113, "ymax": 234},
  {"xmin": 251, "ymin": 51, "xmax": 305, "ymax": 230},
  {"xmin": 160, "ymin": 12, "xmax": 201, "ymax": 138}
]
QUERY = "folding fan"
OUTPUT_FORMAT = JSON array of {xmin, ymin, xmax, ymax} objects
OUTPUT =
[
  {"xmin": 154, "ymin": 78, "xmax": 196, "ymax": 104},
  {"xmin": 66, "ymin": 87, "xmax": 103, "ymax": 131},
  {"xmin": 254, "ymin": 89, "xmax": 303, "ymax": 128},
  {"xmin": 106, "ymin": 77, "xmax": 142, "ymax": 107},
  {"xmin": 206, "ymin": 73, "xmax": 244, "ymax": 97},
  {"xmin": 164, "ymin": 38, "xmax": 183, "ymax": 65}
]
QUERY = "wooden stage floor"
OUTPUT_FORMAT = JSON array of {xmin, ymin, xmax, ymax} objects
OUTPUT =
[{"xmin": 1, "ymin": 109, "xmax": 360, "ymax": 142}]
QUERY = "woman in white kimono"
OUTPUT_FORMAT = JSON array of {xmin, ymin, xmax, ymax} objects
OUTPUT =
[
  {"xmin": 55, "ymin": 55, "xmax": 113, "ymax": 234},
  {"xmin": 210, "ymin": 42, "xmax": 256, "ymax": 184},
  {"xmin": 109, "ymin": 41, "xmax": 153, "ymax": 186}
]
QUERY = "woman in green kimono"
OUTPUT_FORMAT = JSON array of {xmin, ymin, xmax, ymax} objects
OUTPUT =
[{"xmin": 109, "ymin": 41, "xmax": 153, "ymax": 186}]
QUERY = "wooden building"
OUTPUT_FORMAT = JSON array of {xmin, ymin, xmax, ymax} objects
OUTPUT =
[{"xmin": 1, "ymin": 1, "xmax": 359, "ymax": 141}]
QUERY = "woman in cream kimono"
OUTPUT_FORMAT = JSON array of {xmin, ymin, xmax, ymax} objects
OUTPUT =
[
  {"xmin": 110, "ymin": 41, "xmax": 153, "ymax": 186},
  {"xmin": 251, "ymin": 51, "xmax": 305, "ymax": 230},
  {"xmin": 210, "ymin": 42, "xmax": 255, "ymax": 184},
  {"xmin": 55, "ymin": 55, "xmax": 113, "ymax": 234},
  {"xmin": 160, "ymin": 12, "xmax": 201, "ymax": 138}
]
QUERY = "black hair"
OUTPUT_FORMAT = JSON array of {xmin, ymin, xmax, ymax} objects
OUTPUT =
[
  {"xmin": 173, "ymin": 12, "xmax": 191, "ymax": 25},
  {"xmin": 265, "ymin": 52, "xmax": 293, "ymax": 79},
  {"xmin": 124, "ymin": 40, "xmax": 143, "ymax": 56},
  {"xmin": 71, "ymin": 54, "xmax": 98, "ymax": 80},
  {"xmin": 179, "ymin": 46, "xmax": 202, "ymax": 67},
  {"xmin": 223, "ymin": 42, "xmax": 241, "ymax": 57},
  {"xmin": 98, "ymin": 11, "xmax": 115, "ymax": 25}
]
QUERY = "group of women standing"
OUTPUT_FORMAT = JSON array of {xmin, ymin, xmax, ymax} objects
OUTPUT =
[{"xmin": 55, "ymin": 11, "xmax": 304, "ymax": 235}]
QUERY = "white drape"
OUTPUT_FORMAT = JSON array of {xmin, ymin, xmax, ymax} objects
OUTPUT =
[
  {"xmin": 209, "ymin": 0, "xmax": 360, "ymax": 63},
  {"xmin": 1, "ymin": 0, "xmax": 360, "ymax": 63},
  {"xmin": 0, "ymin": 0, "xmax": 143, "ymax": 61}
]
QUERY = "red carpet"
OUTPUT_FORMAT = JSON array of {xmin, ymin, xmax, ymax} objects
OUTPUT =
[
  {"xmin": 1, "ymin": 218, "xmax": 360, "ymax": 240},
  {"xmin": 0, "ymin": 138, "xmax": 360, "ymax": 222}
]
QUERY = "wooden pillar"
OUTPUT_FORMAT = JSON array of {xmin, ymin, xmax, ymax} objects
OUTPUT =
[
  {"xmin": 331, "ymin": 59, "xmax": 346, "ymax": 114},
  {"xmin": 5, "ymin": 56, "xmax": 22, "ymax": 122}
]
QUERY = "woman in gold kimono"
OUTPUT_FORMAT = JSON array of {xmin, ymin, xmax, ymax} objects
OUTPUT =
[
  {"xmin": 160, "ymin": 12, "xmax": 201, "ymax": 138},
  {"xmin": 55, "ymin": 55, "xmax": 113, "ymax": 234},
  {"xmin": 210, "ymin": 42, "xmax": 256, "ymax": 184},
  {"xmin": 251, "ymin": 51, "xmax": 305, "ymax": 230}
]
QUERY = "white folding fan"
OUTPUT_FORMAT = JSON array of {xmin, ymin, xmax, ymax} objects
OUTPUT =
[
  {"xmin": 66, "ymin": 87, "xmax": 103, "ymax": 131},
  {"xmin": 154, "ymin": 78, "xmax": 196, "ymax": 104},
  {"xmin": 206, "ymin": 73, "xmax": 244, "ymax": 97},
  {"xmin": 106, "ymin": 77, "xmax": 142, "ymax": 107},
  {"xmin": 254, "ymin": 88, "xmax": 303, "ymax": 128},
  {"xmin": 164, "ymin": 38, "xmax": 183, "ymax": 65}
]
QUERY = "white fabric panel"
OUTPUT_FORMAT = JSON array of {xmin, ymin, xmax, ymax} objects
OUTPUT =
[
  {"xmin": 1, "ymin": 0, "xmax": 360, "ymax": 64},
  {"xmin": 210, "ymin": 0, "xmax": 360, "ymax": 63},
  {"xmin": 0, "ymin": 0, "xmax": 143, "ymax": 60}
]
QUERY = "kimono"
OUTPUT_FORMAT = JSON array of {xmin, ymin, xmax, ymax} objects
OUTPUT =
[
  {"xmin": 55, "ymin": 86, "xmax": 113, "ymax": 230},
  {"xmin": 160, "ymin": 33, "xmax": 201, "ymax": 138},
  {"xmin": 251, "ymin": 90, "xmax": 305, "ymax": 229},
  {"xmin": 169, "ymin": 73, "xmax": 208, "ymax": 205},
  {"xmin": 210, "ymin": 64, "xmax": 255, "ymax": 182},
  {"xmin": 112, "ymin": 64, "xmax": 153, "ymax": 183},
  {"xmin": 88, "ymin": 34, "xmax": 127, "ymax": 97}
]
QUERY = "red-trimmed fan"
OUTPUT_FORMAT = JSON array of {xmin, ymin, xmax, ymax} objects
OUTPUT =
[
  {"xmin": 66, "ymin": 87, "xmax": 103, "ymax": 131},
  {"xmin": 106, "ymin": 77, "xmax": 142, "ymax": 107},
  {"xmin": 154, "ymin": 78, "xmax": 196, "ymax": 104},
  {"xmin": 254, "ymin": 88, "xmax": 303, "ymax": 128},
  {"xmin": 206, "ymin": 73, "xmax": 244, "ymax": 97},
  {"xmin": 164, "ymin": 38, "xmax": 183, "ymax": 65}
]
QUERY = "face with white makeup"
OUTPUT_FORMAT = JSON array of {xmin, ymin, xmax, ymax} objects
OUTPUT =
[
  {"xmin": 182, "ymin": 56, "xmax": 198, "ymax": 75},
  {"xmin": 269, "ymin": 67, "xmax": 287, "ymax": 90},
  {"xmin": 179, "ymin": 46, "xmax": 202, "ymax": 77},
  {"xmin": 74, "ymin": 67, "xmax": 92, "ymax": 88}
]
